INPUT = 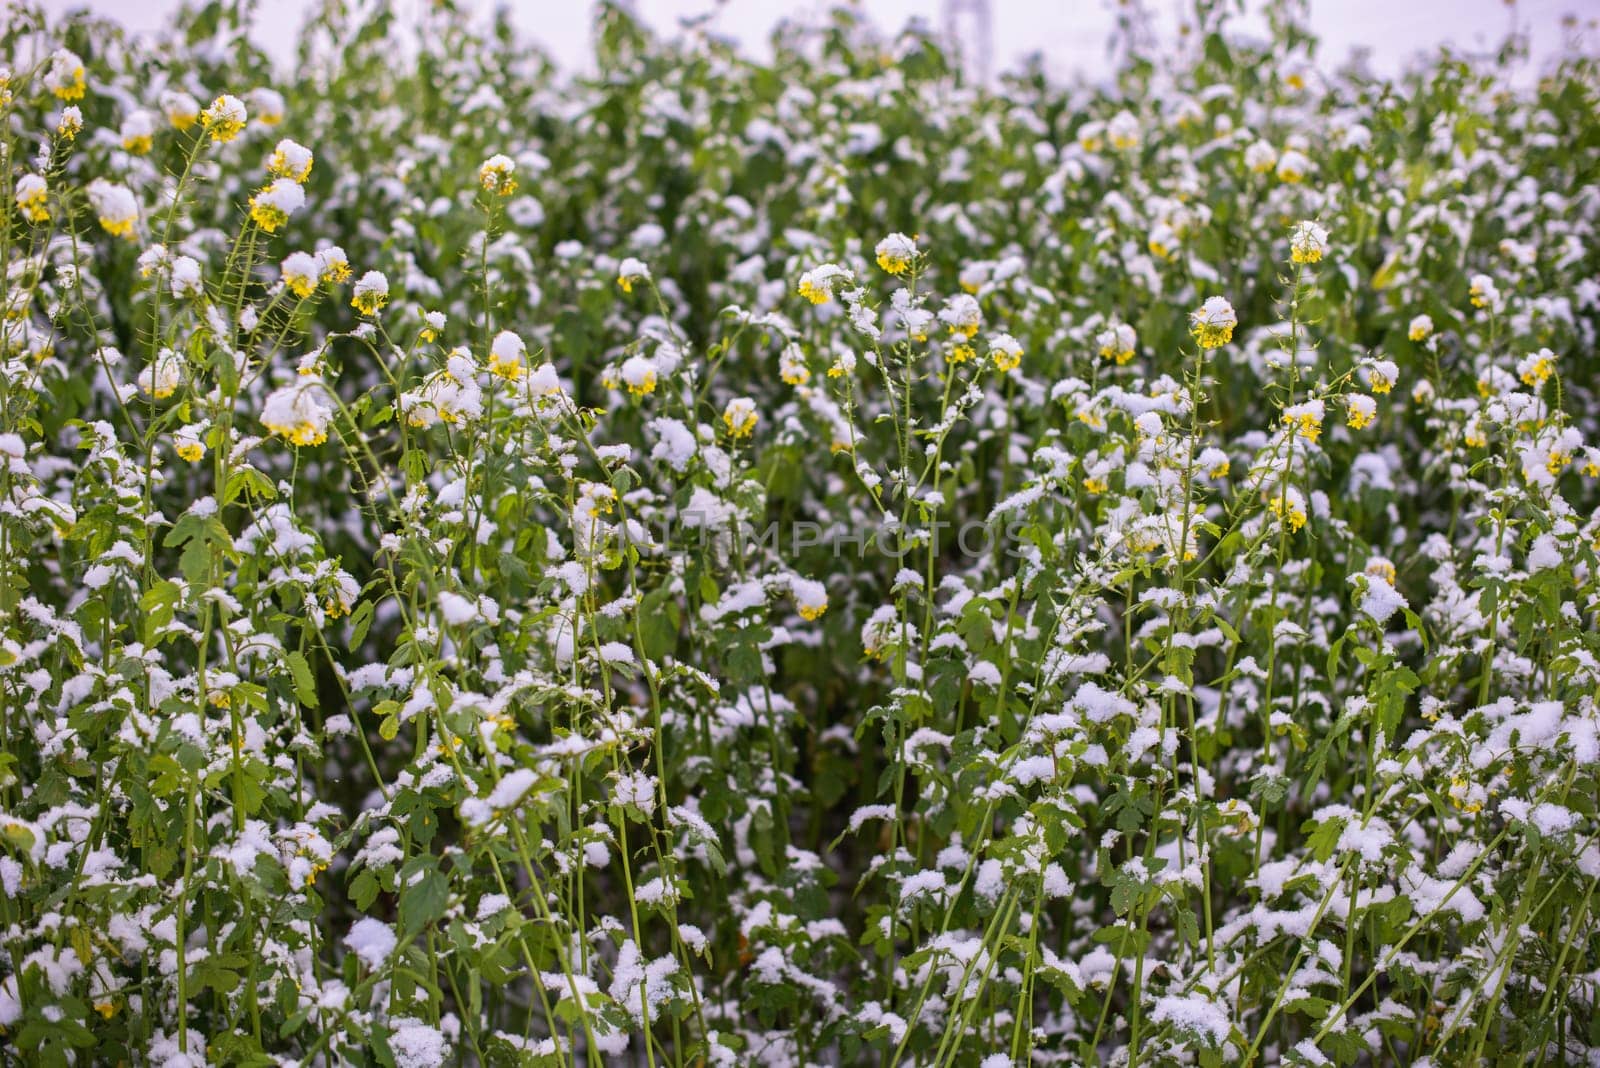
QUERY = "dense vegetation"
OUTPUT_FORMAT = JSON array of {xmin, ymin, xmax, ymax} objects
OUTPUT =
[{"xmin": 2, "ymin": 0, "xmax": 1599, "ymax": 1064}]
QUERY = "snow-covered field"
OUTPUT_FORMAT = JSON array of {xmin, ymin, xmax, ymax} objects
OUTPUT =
[{"xmin": 2, "ymin": 1, "xmax": 1599, "ymax": 1065}]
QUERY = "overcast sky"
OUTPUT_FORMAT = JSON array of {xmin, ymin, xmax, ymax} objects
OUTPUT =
[{"xmin": 23, "ymin": 0, "xmax": 1591, "ymax": 82}]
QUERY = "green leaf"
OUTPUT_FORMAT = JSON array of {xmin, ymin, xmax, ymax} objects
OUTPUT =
[
  {"xmin": 348, "ymin": 600, "xmax": 375, "ymax": 648},
  {"xmin": 350, "ymin": 869, "xmax": 380, "ymax": 911},
  {"xmin": 400, "ymin": 869, "xmax": 449, "ymax": 935},
  {"xmin": 223, "ymin": 466, "xmax": 277, "ymax": 505},
  {"xmin": 285, "ymin": 650, "xmax": 319, "ymax": 709},
  {"xmin": 1304, "ymin": 814, "xmax": 1346, "ymax": 863}
]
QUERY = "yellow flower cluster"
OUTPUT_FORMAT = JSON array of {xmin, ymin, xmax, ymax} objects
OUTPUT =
[
  {"xmin": 1190, "ymin": 296, "xmax": 1237, "ymax": 349},
  {"xmin": 723, "ymin": 397, "xmax": 758, "ymax": 438},
  {"xmin": 201, "ymin": 94, "xmax": 248, "ymax": 142}
]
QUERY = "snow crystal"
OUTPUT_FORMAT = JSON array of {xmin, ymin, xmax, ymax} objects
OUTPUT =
[
  {"xmin": 1359, "ymin": 578, "xmax": 1407, "ymax": 626},
  {"xmin": 1150, "ymin": 992, "xmax": 1231, "ymax": 1046},
  {"xmin": 344, "ymin": 917, "xmax": 396, "ymax": 969},
  {"xmin": 487, "ymin": 768, "xmax": 539, "ymax": 811},
  {"xmin": 388, "ymin": 1018, "xmax": 448, "ymax": 1068}
]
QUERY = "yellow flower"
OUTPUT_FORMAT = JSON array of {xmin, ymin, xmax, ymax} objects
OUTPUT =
[
  {"xmin": 1270, "ymin": 500, "xmax": 1306, "ymax": 531},
  {"xmin": 1276, "ymin": 149, "xmax": 1310, "ymax": 183},
  {"xmin": 1267, "ymin": 487, "xmax": 1308, "ymax": 531},
  {"xmin": 176, "ymin": 441, "xmax": 204, "ymax": 462},
  {"xmin": 797, "ymin": 264, "xmax": 850, "ymax": 306},
  {"xmin": 1245, "ymin": 140, "xmax": 1277, "ymax": 173},
  {"xmin": 779, "ymin": 345, "xmax": 809, "ymax": 385},
  {"xmin": 1344, "ymin": 396, "xmax": 1375, "ymax": 430},
  {"xmin": 318, "ymin": 247, "xmax": 351, "ymax": 284},
  {"xmin": 616, "ymin": 257, "xmax": 650, "ymax": 294},
  {"xmin": 478, "ymin": 153, "xmax": 517, "ymax": 196},
  {"xmin": 15, "ymin": 175, "xmax": 49, "ymax": 224},
  {"xmin": 138, "ymin": 350, "xmax": 184, "ymax": 399},
  {"xmin": 249, "ymin": 179, "xmax": 306, "ymax": 233},
  {"xmin": 281, "ymin": 424, "xmax": 324, "ymax": 446},
  {"xmin": 201, "ymin": 95, "xmax": 248, "ymax": 142},
  {"xmin": 1108, "ymin": 111, "xmax": 1139, "ymax": 150},
  {"xmin": 163, "ymin": 91, "xmax": 200, "ymax": 130},
  {"xmin": 262, "ymin": 379, "xmax": 333, "ymax": 446},
  {"xmin": 491, "ymin": 358, "xmax": 525, "ymax": 382},
  {"xmin": 1518, "ymin": 349, "xmax": 1556, "ymax": 387},
  {"xmin": 874, "ymin": 233, "xmax": 916, "ymax": 275},
  {"xmin": 1189, "ymin": 296, "xmax": 1237, "ymax": 349},
  {"xmin": 249, "ymin": 88, "xmax": 285, "ymax": 127},
  {"xmin": 723, "ymin": 397, "xmax": 758, "ymax": 438},
  {"xmin": 1289, "ymin": 220, "xmax": 1328, "ymax": 263},
  {"xmin": 791, "ymin": 579, "xmax": 829, "ymax": 620},
  {"xmin": 1284, "ymin": 408, "xmax": 1326, "ymax": 441},
  {"xmin": 938, "ymin": 294, "xmax": 983, "ymax": 341},
  {"xmin": 281, "ymin": 252, "xmax": 319, "ymax": 298},
  {"xmin": 989, "ymin": 335, "xmax": 1023, "ymax": 374},
  {"xmin": 1449, "ymin": 776, "xmax": 1482, "ymax": 813},
  {"xmin": 48, "ymin": 53, "xmax": 86, "ymax": 101},
  {"xmin": 1468, "ymin": 274, "xmax": 1497, "ymax": 309},
  {"xmin": 86, "ymin": 180, "xmax": 139, "ymax": 239},
  {"xmin": 1364, "ymin": 362, "xmax": 1397, "ymax": 395},
  {"xmin": 489, "ymin": 330, "xmax": 526, "ymax": 381},
  {"xmin": 1097, "ymin": 324, "xmax": 1136, "ymax": 365},
  {"xmin": 268, "ymin": 139, "xmax": 314, "ymax": 183},
  {"xmin": 618, "ymin": 354, "xmax": 656, "ymax": 395},
  {"xmin": 1127, "ymin": 528, "xmax": 1160, "ymax": 554},
  {"xmin": 350, "ymin": 271, "xmax": 389, "ymax": 315},
  {"xmin": 1083, "ymin": 476, "xmax": 1107, "ymax": 494},
  {"xmin": 579, "ymin": 482, "xmax": 616, "ymax": 517}
]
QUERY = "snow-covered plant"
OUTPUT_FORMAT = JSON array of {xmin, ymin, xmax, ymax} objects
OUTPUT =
[{"xmin": 1, "ymin": 1, "xmax": 1599, "ymax": 1065}]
